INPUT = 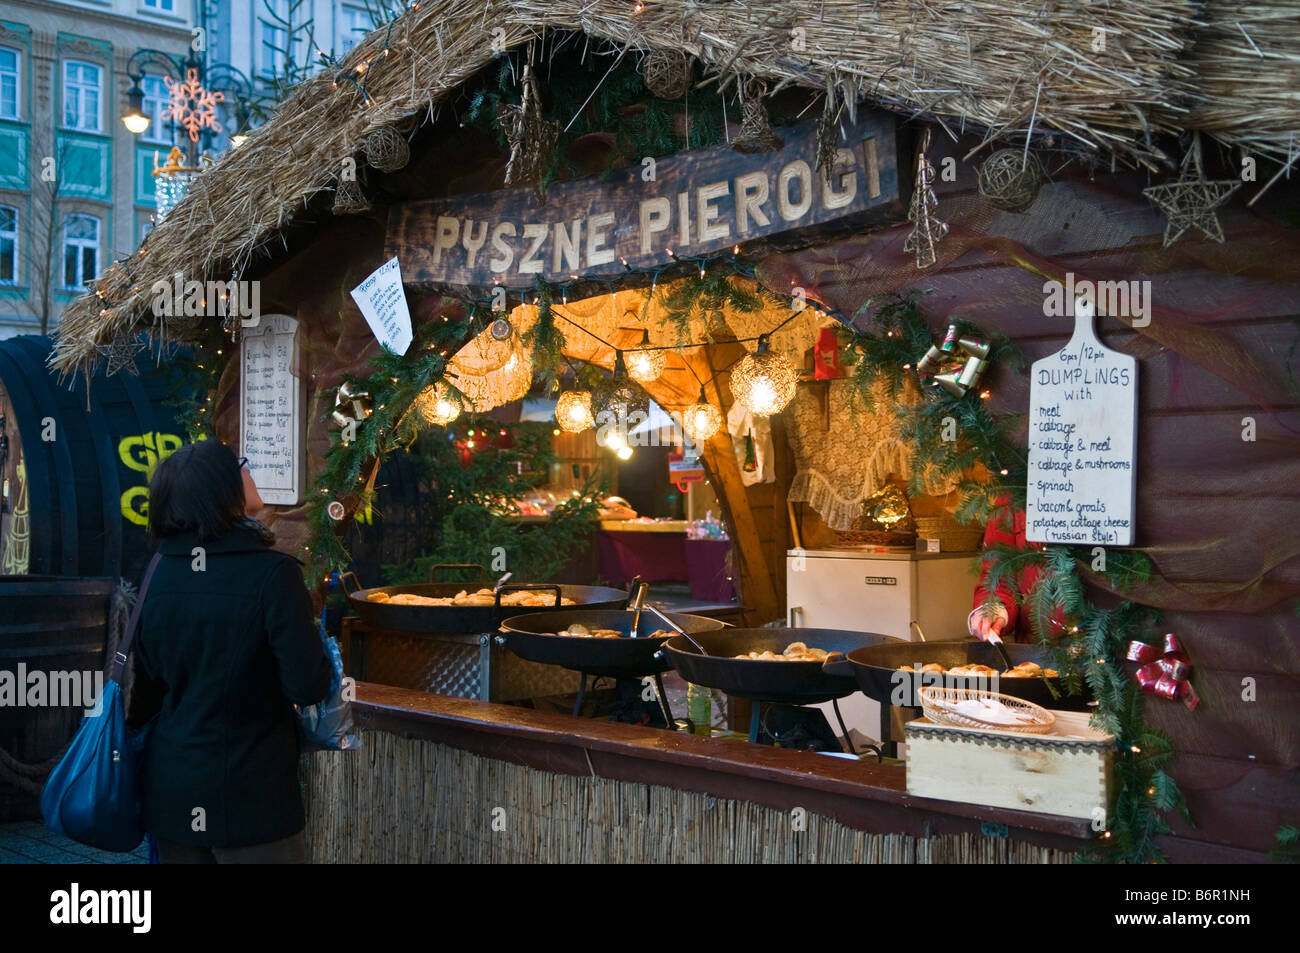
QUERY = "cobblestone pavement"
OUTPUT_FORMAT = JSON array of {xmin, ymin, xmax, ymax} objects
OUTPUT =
[{"xmin": 0, "ymin": 821, "xmax": 149, "ymax": 864}]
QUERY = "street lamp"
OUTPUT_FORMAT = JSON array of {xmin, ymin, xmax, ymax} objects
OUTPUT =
[
  {"xmin": 122, "ymin": 80, "xmax": 150, "ymax": 134},
  {"xmin": 121, "ymin": 48, "xmax": 254, "ymax": 162}
]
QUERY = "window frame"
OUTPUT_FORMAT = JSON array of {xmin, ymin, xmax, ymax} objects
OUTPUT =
[
  {"xmin": 62, "ymin": 59, "xmax": 104, "ymax": 133},
  {"xmin": 0, "ymin": 204, "xmax": 18, "ymax": 286},
  {"xmin": 338, "ymin": 6, "xmax": 371, "ymax": 54},
  {"xmin": 0, "ymin": 46, "xmax": 20, "ymax": 121},
  {"xmin": 61, "ymin": 213, "xmax": 100, "ymax": 291},
  {"xmin": 140, "ymin": 0, "xmax": 177, "ymax": 11},
  {"xmin": 140, "ymin": 73, "xmax": 171, "ymax": 145}
]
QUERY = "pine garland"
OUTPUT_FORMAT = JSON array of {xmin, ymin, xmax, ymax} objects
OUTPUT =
[
  {"xmin": 656, "ymin": 268, "xmax": 781, "ymax": 346},
  {"xmin": 842, "ymin": 290, "xmax": 1190, "ymax": 864},
  {"xmin": 303, "ymin": 309, "xmax": 471, "ymax": 581},
  {"xmin": 523, "ymin": 278, "xmax": 565, "ymax": 393}
]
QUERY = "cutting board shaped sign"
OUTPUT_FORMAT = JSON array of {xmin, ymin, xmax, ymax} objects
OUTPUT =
[{"xmin": 1025, "ymin": 297, "xmax": 1138, "ymax": 546}]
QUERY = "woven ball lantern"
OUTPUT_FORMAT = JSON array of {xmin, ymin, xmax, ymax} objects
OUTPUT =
[
  {"xmin": 730, "ymin": 335, "xmax": 797, "ymax": 416},
  {"xmin": 594, "ymin": 352, "xmax": 650, "ymax": 423},
  {"xmin": 625, "ymin": 329, "xmax": 666, "ymax": 383},
  {"xmin": 449, "ymin": 328, "xmax": 535, "ymax": 413},
  {"xmin": 555, "ymin": 389, "xmax": 595, "ymax": 433},
  {"xmin": 680, "ymin": 387, "xmax": 723, "ymax": 442},
  {"xmin": 641, "ymin": 49, "xmax": 693, "ymax": 99},
  {"xmin": 363, "ymin": 127, "xmax": 410, "ymax": 172},
  {"xmin": 415, "ymin": 381, "xmax": 462, "ymax": 426},
  {"xmin": 977, "ymin": 149, "xmax": 1044, "ymax": 212}
]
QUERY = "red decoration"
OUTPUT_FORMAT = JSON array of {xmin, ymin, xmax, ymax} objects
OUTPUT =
[
  {"xmin": 813, "ymin": 326, "xmax": 842, "ymax": 379},
  {"xmin": 1127, "ymin": 633, "xmax": 1199, "ymax": 710}
]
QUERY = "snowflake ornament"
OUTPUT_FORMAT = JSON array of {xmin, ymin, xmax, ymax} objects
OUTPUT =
[{"xmin": 165, "ymin": 68, "xmax": 224, "ymax": 144}]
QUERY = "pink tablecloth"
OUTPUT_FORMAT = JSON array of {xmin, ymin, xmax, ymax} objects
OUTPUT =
[
  {"xmin": 595, "ymin": 531, "xmax": 736, "ymax": 604},
  {"xmin": 596, "ymin": 531, "xmax": 687, "ymax": 586}
]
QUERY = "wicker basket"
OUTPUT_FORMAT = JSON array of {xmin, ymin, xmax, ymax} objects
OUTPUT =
[
  {"xmin": 919, "ymin": 685, "xmax": 1056, "ymax": 734},
  {"xmin": 834, "ymin": 529, "xmax": 917, "ymax": 547},
  {"xmin": 914, "ymin": 514, "xmax": 984, "ymax": 552}
]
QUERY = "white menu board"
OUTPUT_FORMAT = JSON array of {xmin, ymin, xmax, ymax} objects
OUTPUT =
[
  {"xmin": 239, "ymin": 314, "xmax": 302, "ymax": 505},
  {"xmin": 1025, "ymin": 298, "xmax": 1138, "ymax": 546}
]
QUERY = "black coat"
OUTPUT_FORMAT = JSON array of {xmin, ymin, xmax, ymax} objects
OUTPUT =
[{"xmin": 127, "ymin": 524, "xmax": 332, "ymax": 848}]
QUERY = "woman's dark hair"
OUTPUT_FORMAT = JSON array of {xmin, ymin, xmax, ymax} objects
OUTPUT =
[{"xmin": 148, "ymin": 439, "xmax": 246, "ymax": 544}]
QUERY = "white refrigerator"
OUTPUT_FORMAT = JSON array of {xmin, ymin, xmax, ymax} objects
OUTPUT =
[{"xmin": 785, "ymin": 549, "xmax": 981, "ymax": 746}]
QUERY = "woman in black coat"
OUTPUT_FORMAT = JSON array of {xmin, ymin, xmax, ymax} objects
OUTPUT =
[{"xmin": 128, "ymin": 440, "xmax": 332, "ymax": 863}]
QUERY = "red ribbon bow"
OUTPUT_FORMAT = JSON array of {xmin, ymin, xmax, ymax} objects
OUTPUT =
[{"xmin": 1126, "ymin": 633, "xmax": 1199, "ymax": 710}]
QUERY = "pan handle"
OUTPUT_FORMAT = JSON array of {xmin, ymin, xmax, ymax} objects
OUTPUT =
[
  {"xmin": 624, "ymin": 575, "xmax": 643, "ymax": 608},
  {"xmin": 494, "ymin": 583, "xmax": 563, "ymax": 610},
  {"xmin": 339, "ymin": 571, "xmax": 363, "ymax": 596},
  {"xmin": 822, "ymin": 652, "xmax": 854, "ymax": 677},
  {"xmin": 429, "ymin": 563, "xmax": 489, "ymax": 584}
]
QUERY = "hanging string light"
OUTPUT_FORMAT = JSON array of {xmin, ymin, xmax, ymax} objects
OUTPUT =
[
  {"xmin": 554, "ymin": 389, "xmax": 595, "ymax": 432},
  {"xmin": 414, "ymin": 381, "xmax": 462, "ymax": 425},
  {"xmin": 679, "ymin": 386, "xmax": 723, "ymax": 442},
  {"xmin": 730, "ymin": 334, "xmax": 797, "ymax": 416},
  {"xmin": 625, "ymin": 328, "xmax": 666, "ymax": 383},
  {"xmin": 593, "ymin": 351, "xmax": 650, "ymax": 421}
]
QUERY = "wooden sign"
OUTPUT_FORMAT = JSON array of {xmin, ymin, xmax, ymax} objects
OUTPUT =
[
  {"xmin": 1026, "ymin": 298, "xmax": 1138, "ymax": 546},
  {"xmin": 240, "ymin": 314, "xmax": 303, "ymax": 506},
  {"xmin": 388, "ymin": 112, "xmax": 902, "ymax": 292}
]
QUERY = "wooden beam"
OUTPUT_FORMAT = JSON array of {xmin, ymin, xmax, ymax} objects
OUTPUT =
[{"xmin": 684, "ymin": 346, "xmax": 781, "ymax": 627}]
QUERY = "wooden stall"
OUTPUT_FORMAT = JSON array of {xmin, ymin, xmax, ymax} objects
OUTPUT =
[{"xmin": 49, "ymin": 0, "xmax": 1300, "ymax": 863}]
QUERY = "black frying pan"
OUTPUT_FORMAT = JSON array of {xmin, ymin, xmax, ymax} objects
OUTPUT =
[
  {"xmin": 661, "ymin": 628, "xmax": 901, "ymax": 705},
  {"xmin": 496, "ymin": 609, "xmax": 725, "ymax": 679},
  {"xmin": 821, "ymin": 639, "xmax": 1087, "ymax": 709},
  {"xmin": 342, "ymin": 564, "xmax": 629, "ymax": 633}
]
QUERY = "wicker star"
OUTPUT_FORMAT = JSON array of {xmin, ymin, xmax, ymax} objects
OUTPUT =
[
  {"xmin": 102, "ymin": 336, "xmax": 145, "ymax": 377},
  {"xmin": 1143, "ymin": 136, "xmax": 1241, "ymax": 246}
]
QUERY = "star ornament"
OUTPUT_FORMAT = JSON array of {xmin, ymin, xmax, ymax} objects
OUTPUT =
[{"xmin": 1143, "ymin": 137, "xmax": 1241, "ymax": 246}]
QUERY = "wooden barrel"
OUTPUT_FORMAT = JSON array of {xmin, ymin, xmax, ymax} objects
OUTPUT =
[
  {"xmin": 0, "ymin": 575, "xmax": 113, "ymax": 821},
  {"xmin": 0, "ymin": 335, "xmax": 190, "ymax": 583}
]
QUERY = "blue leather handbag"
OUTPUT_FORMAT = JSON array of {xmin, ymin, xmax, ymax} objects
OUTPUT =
[{"xmin": 40, "ymin": 553, "xmax": 161, "ymax": 853}]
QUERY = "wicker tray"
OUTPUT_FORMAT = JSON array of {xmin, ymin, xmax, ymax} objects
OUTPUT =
[
  {"xmin": 918, "ymin": 685, "xmax": 1056, "ymax": 734},
  {"xmin": 835, "ymin": 529, "xmax": 917, "ymax": 547},
  {"xmin": 914, "ymin": 514, "xmax": 984, "ymax": 551}
]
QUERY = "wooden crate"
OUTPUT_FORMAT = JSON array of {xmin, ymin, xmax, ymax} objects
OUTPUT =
[{"xmin": 904, "ymin": 710, "xmax": 1113, "ymax": 821}]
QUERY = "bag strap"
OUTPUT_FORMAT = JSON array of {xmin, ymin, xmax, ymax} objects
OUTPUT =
[{"xmin": 111, "ymin": 551, "xmax": 163, "ymax": 683}]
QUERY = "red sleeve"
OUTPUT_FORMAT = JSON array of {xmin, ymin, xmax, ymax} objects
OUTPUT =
[{"xmin": 972, "ymin": 500, "xmax": 1021, "ymax": 633}]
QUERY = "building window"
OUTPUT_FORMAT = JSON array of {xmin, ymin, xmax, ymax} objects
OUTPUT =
[
  {"xmin": 0, "ymin": 205, "xmax": 16, "ymax": 285},
  {"xmin": 141, "ymin": 0, "xmax": 177, "ymax": 11},
  {"xmin": 141, "ymin": 73, "xmax": 171, "ymax": 144},
  {"xmin": 0, "ymin": 47, "xmax": 19, "ymax": 121},
  {"xmin": 62, "ymin": 214, "xmax": 99, "ymax": 290},
  {"xmin": 63, "ymin": 60, "xmax": 103, "ymax": 132},
  {"xmin": 260, "ymin": 0, "xmax": 302, "ymax": 79},
  {"xmin": 338, "ymin": 6, "xmax": 371, "ymax": 54}
]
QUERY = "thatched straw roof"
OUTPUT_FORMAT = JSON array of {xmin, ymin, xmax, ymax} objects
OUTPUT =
[{"xmin": 51, "ymin": 0, "xmax": 1300, "ymax": 375}]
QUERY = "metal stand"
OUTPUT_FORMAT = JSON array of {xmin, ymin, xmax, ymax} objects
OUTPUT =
[
  {"xmin": 572, "ymin": 673, "xmax": 588, "ymax": 717},
  {"xmin": 748, "ymin": 702, "xmax": 762, "ymax": 743},
  {"xmin": 653, "ymin": 673, "xmax": 676, "ymax": 729}
]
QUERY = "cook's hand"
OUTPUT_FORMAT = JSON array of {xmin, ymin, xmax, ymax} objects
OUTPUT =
[{"xmin": 968, "ymin": 604, "xmax": 1009, "ymax": 642}]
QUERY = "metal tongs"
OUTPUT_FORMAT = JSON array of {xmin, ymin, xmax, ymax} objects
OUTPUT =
[{"xmin": 646, "ymin": 604, "xmax": 709, "ymax": 656}]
